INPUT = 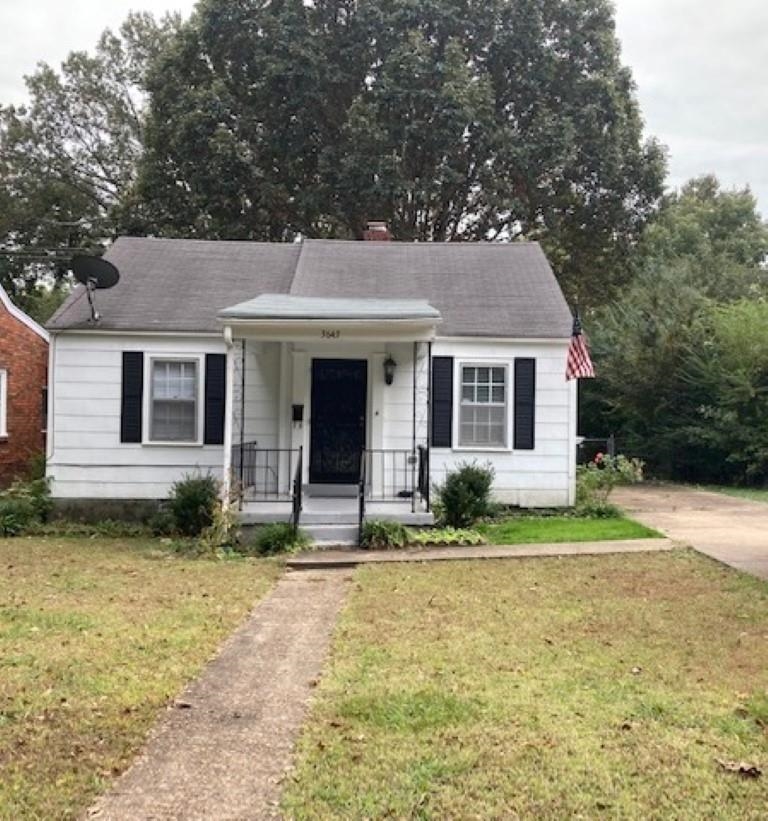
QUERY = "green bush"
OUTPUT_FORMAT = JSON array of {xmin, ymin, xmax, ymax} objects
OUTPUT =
[
  {"xmin": 254, "ymin": 522, "xmax": 309, "ymax": 556},
  {"xmin": 360, "ymin": 519, "xmax": 409, "ymax": 549},
  {"xmin": 576, "ymin": 454, "xmax": 643, "ymax": 516},
  {"xmin": 0, "ymin": 495, "xmax": 37, "ymax": 536},
  {"xmin": 168, "ymin": 473, "xmax": 219, "ymax": 536},
  {"xmin": 435, "ymin": 462, "xmax": 495, "ymax": 527},
  {"xmin": 0, "ymin": 478, "xmax": 52, "ymax": 536},
  {"xmin": 26, "ymin": 519, "xmax": 152, "ymax": 538},
  {"xmin": 408, "ymin": 527, "xmax": 486, "ymax": 546}
]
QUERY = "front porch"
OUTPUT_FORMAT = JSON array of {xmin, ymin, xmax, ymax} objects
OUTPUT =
[{"xmin": 219, "ymin": 295, "xmax": 440, "ymax": 540}]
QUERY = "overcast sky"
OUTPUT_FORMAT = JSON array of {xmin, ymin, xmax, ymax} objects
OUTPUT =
[{"xmin": 1, "ymin": 0, "xmax": 766, "ymax": 216}]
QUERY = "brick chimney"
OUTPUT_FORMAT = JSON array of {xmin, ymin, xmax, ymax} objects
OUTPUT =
[{"xmin": 362, "ymin": 220, "xmax": 392, "ymax": 241}]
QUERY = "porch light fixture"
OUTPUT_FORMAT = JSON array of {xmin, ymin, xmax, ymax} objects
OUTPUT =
[{"xmin": 383, "ymin": 355, "xmax": 397, "ymax": 385}]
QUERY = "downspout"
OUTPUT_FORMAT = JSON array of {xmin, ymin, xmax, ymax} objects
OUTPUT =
[
  {"xmin": 46, "ymin": 332, "xmax": 56, "ymax": 463},
  {"xmin": 426, "ymin": 339, "xmax": 432, "ymax": 512},
  {"xmin": 239, "ymin": 339, "xmax": 245, "ymax": 505},
  {"xmin": 221, "ymin": 326, "xmax": 235, "ymax": 508},
  {"xmin": 412, "ymin": 340, "xmax": 417, "ymax": 513}
]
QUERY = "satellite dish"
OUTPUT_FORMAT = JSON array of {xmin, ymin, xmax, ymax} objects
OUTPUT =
[
  {"xmin": 71, "ymin": 255, "xmax": 120, "ymax": 322},
  {"xmin": 72, "ymin": 255, "xmax": 120, "ymax": 289}
]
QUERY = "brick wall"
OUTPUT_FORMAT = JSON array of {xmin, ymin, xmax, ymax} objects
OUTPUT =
[{"xmin": 0, "ymin": 302, "xmax": 48, "ymax": 487}]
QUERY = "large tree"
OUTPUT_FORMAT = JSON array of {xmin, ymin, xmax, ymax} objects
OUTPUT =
[
  {"xmin": 581, "ymin": 176, "xmax": 768, "ymax": 480},
  {"xmin": 136, "ymin": 0, "xmax": 666, "ymax": 304},
  {"xmin": 0, "ymin": 12, "xmax": 178, "ymax": 318}
]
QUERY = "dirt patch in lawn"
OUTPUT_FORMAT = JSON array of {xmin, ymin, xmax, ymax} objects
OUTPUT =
[
  {"xmin": 0, "ymin": 537, "xmax": 281, "ymax": 819},
  {"xmin": 283, "ymin": 550, "xmax": 768, "ymax": 820}
]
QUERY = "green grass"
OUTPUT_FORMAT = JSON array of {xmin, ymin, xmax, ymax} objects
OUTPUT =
[
  {"xmin": 0, "ymin": 536, "xmax": 281, "ymax": 819},
  {"xmin": 283, "ymin": 551, "xmax": 768, "ymax": 819},
  {"xmin": 704, "ymin": 485, "xmax": 768, "ymax": 503},
  {"xmin": 477, "ymin": 514, "xmax": 661, "ymax": 544}
]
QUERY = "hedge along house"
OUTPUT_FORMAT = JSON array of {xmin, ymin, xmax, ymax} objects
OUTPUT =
[
  {"xmin": 45, "ymin": 232, "xmax": 576, "ymax": 538},
  {"xmin": 0, "ymin": 283, "xmax": 49, "ymax": 487}
]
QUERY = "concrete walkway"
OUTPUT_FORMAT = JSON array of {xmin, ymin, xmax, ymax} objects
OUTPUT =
[
  {"xmin": 88, "ymin": 568, "xmax": 351, "ymax": 821},
  {"xmin": 287, "ymin": 538, "xmax": 672, "ymax": 568},
  {"xmin": 614, "ymin": 484, "xmax": 768, "ymax": 580}
]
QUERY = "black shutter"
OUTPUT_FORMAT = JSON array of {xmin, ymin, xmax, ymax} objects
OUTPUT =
[
  {"xmin": 431, "ymin": 356, "xmax": 454, "ymax": 448},
  {"xmin": 204, "ymin": 353, "xmax": 226, "ymax": 445},
  {"xmin": 514, "ymin": 358, "xmax": 536, "ymax": 450},
  {"xmin": 120, "ymin": 352, "xmax": 144, "ymax": 443}
]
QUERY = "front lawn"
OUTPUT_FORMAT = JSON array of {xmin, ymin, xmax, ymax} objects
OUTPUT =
[
  {"xmin": 0, "ymin": 537, "xmax": 281, "ymax": 819},
  {"xmin": 284, "ymin": 551, "xmax": 768, "ymax": 819},
  {"xmin": 478, "ymin": 514, "xmax": 660, "ymax": 544}
]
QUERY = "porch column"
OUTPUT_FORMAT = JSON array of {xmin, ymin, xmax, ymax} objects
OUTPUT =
[{"xmin": 221, "ymin": 328, "xmax": 236, "ymax": 508}]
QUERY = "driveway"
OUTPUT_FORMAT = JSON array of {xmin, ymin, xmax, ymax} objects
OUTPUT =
[{"xmin": 613, "ymin": 484, "xmax": 768, "ymax": 580}]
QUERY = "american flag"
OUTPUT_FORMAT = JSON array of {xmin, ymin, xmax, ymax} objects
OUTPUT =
[{"xmin": 566, "ymin": 315, "xmax": 595, "ymax": 380}]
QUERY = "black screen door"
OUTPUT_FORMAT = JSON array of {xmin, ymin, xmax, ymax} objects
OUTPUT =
[{"xmin": 310, "ymin": 359, "xmax": 368, "ymax": 484}]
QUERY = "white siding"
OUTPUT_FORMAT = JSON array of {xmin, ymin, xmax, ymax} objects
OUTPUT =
[
  {"xmin": 48, "ymin": 333, "xmax": 576, "ymax": 507},
  {"xmin": 428, "ymin": 339, "xmax": 575, "ymax": 507},
  {"xmin": 239, "ymin": 341, "xmax": 280, "ymax": 449},
  {"xmin": 48, "ymin": 333, "xmax": 227, "ymax": 499}
]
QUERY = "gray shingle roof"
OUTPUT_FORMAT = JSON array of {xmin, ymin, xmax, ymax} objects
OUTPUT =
[{"xmin": 48, "ymin": 237, "xmax": 572, "ymax": 338}]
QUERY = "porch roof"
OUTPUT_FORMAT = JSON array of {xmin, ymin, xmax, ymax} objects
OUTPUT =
[{"xmin": 218, "ymin": 294, "xmax": 441, "ymax": 322}]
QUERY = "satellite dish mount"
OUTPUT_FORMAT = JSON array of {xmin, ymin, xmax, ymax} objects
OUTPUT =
[{"xmin": 71, "ymin": 255, "xmax": 120, "ymax": 322}]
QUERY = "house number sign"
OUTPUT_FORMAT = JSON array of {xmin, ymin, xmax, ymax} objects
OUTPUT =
[{"xmin": 321, "ymin": 329, "xmax": 341, "ymax": 339}]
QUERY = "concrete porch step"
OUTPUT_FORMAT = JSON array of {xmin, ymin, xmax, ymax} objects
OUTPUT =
[{"xmin": 302, "ymin": 523, "xmax": 359, "ymax": 547}]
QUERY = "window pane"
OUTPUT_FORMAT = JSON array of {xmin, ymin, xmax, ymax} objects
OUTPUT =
[
  {"xmin": 458, "ymin": 363, "xmax": 507, "ymax": 447},
  {"xmin": 151, "ymin": 359, "xmax": 198, "ymax": 441},
  {"xmin": 151, "ymin": 400, "xmax": 196, "ymax": 441}
]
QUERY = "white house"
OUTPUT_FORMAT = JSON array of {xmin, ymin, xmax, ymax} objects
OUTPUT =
[{"xmin": 46, "ymin": 232, "xmax": 577, "ymax": 535}]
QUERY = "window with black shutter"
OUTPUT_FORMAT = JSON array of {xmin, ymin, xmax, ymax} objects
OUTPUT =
[
  {"xmin": 430, "ymin": 356, "xmax": 453, "ymax": 448},
  {"xmin": 204, "ymin": 353, "xmax": 226, "ymax": 445},
  {"xmin": 120, "ymin": 351, "xmax": 144, "ymax": 443},
  {"xmin": 514, "ymin": 358, "xmax": 536, "ymax": 450}
]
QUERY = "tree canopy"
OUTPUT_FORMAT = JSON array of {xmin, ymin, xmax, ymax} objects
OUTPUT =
[
  {"xmin": 0, "ymin": 12, "xmax": 178, "ymax": 318},
  {"xmin": 134, "ymin": 0, "xmax": 666, "ymax": 305},
  {"xmin": 582, "ymin": 177, "xmax": 768, "ymax": 482}
]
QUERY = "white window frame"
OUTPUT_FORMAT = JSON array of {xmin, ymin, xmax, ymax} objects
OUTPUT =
[
  {"xmin": 0, "ymin": 369, "xmax": 7, "ymax": 438},
  {"xmin": 453, "ymin": 360, "xmax": 511, "ymax": 452},
  {"xmin": 143, "ymin": 355, "xmax": 204, "ymax": 446}
]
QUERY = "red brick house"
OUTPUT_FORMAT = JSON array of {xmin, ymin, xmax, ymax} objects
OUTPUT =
[{"xmin": 0, "ymin": 284, "xmax": 49, "ymax": 486}]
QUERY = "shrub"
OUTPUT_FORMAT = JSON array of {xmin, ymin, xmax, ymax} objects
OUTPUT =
[
  {"xmin": 360, "ymin": 519, "xmax": 409, "ymax": 549},
  {"xmin": 408, "ymin": 527, "xmax": 486, "ymax": 546},
  {"xmin": 435, "ymin": 462, "xmax": 495, "ymax": 527},
  {"xmin": 0, "ymin": 478, "xmax": 52, "ymax": 536},
  {"xmin": 254, "ymin": 522, "xmax": 310, "ymax": 556},
  {"xmin": 168, "ymin": 473, "xmax": 219, "ymax": 536},
  {"xmin": 0, "ymin": 495, "xmax": 37, "ymax": 536},
  {"xmin": 576, "ymin": 453, "xmax": 644, "ymax": 517},
  {"xmin": 26, "ymin": 519, "xmax": 152, "ymax": 538}
]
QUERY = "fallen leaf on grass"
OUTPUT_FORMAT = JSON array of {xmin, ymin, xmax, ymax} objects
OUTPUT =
[
  {"xmin": 174, "ymin": 700, "xmax": 193, "ymax": 709},
  {"xmin": 716, "ymin": 759, "xmax": 762, "ymax": 778}
]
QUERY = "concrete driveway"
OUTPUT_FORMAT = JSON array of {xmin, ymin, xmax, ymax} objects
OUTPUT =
[{"xmin": 613, "ymin": 484, "xmax": 768, "ymax": 580}]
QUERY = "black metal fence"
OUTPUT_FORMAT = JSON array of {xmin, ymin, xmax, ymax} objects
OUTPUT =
[
  {"xmin": 362, "ymin": 448, "xmax": 417, "ymax": 500},
  {"xmin": 232, "ymin": 442, "xmax": 300, "ymax": 499},
  {"xmin": 577, "ymin": 435, "xmax": 616, "ymax": 465}
]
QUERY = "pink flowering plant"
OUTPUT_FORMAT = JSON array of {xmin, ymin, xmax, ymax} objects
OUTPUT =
[{"xmin": 576, "ymin": 453, "xmax": 644, "ymax": 517}]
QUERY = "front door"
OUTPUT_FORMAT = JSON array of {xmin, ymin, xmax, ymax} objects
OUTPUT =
[{"xmin": 310, "ymin": 359, "xmax": 368, "ymax": 484}]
